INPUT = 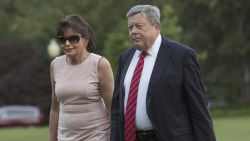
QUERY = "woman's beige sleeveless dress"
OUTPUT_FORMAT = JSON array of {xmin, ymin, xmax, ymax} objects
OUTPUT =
[{"xmin": 52, "ymin": 53, "xmax": 110, "ymax": 141}]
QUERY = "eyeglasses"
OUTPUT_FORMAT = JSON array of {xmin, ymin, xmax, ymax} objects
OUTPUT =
[{"xmin": 57, "ymin": 35, "xmax": 82, "ymax": 45}]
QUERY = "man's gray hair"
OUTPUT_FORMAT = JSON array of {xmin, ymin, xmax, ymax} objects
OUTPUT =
[{"xmin": 126, "ymin": 5, "xmax": 160, "ymax": 25}]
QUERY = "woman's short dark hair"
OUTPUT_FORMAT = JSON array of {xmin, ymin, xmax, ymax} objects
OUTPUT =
[{"xmin": 57, "ymin": 14, "xmax": 95, "ymax": 52}]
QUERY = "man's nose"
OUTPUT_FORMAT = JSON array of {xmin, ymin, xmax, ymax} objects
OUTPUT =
[{"xmin": 130, "ymin": 27, "xmax": 137, "ymax": 34}]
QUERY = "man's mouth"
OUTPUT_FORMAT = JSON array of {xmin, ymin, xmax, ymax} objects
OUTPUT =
[{"xmin": 132, "ymin": 38, "xmax": 141, "ymax": 42}]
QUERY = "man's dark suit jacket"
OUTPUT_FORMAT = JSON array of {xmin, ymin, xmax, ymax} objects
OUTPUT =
[{"xmin": 111, "ymin": 36, "xmax": 216, "ymax": 141}]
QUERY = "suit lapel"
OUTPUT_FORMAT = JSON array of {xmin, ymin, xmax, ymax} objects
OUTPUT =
[
  {"xmin": 147, "ymin": 37, "xmax": 172, "ymax": 104},
  {"xmin": 118, "ymin": 48, "xmax": 136, "ymax": 128},
  {"xmin": 120, "ymin": 48, "xmax": 136, "ymax": 92}
]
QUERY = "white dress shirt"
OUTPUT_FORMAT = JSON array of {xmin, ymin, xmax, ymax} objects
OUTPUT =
[{"xmin": 124, "ymin": 34, "xmax": 162, "ymax": 130}]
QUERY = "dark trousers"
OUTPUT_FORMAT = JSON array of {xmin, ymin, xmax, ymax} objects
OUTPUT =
[{"xmin": 136, "ymin": 130, "xmax": 157, "ymax": 141}]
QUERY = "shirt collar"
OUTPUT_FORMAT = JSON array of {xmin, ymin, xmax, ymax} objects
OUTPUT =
[{"xmin": 135, "ymin": 34, "xmax": 162, "ymax": 58}]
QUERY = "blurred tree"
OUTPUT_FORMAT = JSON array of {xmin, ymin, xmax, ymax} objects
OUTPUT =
[
  {"xmin": 0, "ymin": 0, "xmax": 133, "ymax": 53},
  {"xmin": 0, "ymin": 39, "xmax": 51, "ymax": 122},
  {"xmin": 170, "ymin": 0, "xmax": 250, "ymax": 104},
  {"xmin": 103, "ymin": 19, "xmax": 130, "ymax": 73},
  {"xmin": 161, "ymin": 4, "xmax": 183, "ymax": 41}
]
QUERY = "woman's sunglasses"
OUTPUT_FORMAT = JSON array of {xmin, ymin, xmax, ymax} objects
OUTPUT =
[{"xmin": 57, "ymin": 35, "xmax": 82, "ymax": 45}]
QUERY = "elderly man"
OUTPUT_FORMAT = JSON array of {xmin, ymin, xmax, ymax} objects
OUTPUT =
[{"xmin": 111, "ymin": 4, "xmax": 216, "ymax": 141}]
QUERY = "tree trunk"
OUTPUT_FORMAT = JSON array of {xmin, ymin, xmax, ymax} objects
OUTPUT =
[{"xmin": 239, "ymin": 63, "xmax": 250, "ymax": 103}]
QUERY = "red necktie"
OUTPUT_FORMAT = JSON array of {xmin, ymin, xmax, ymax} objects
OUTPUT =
[{"xmin": 124, "ymin": 51, "xmax": 147, "ymax": 141}]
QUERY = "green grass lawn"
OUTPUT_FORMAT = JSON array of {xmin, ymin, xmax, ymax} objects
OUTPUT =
[
  {"xmin": 0, "ymin": 126, "xmax": 48, "ymax": 141},
  {"xmin": 0, "ymin": 116, "xmax": 249, "ymax": 141},
  {"xmin": 213, "ymin": 116, "xmax": 250, "ymax": 141}
]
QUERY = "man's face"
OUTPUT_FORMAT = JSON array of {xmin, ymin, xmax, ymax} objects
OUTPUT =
[{"xmin": 128, "ymin": 13, "xmax": 160, "ymax": 51}]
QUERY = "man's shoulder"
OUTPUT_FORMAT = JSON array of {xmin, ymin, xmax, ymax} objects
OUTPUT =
[
  {"xmin": 161, "ymin": 36, "xmax": 194, "ymax": 54},
  {"xmin": 120, "ymin": 47, "xmax": 135, "ymax": 58}
]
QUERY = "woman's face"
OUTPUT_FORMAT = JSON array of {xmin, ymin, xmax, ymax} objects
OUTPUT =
[{"xmin": 59, "ymin": 28, "xmax": 89, "ymax": 57}]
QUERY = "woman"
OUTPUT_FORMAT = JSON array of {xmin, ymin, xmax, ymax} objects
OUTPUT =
[{"xmin": 49, "ymin": 14, "xmax": 114, "ymax": 141}]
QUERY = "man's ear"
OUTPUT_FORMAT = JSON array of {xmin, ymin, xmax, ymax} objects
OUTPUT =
[{"xmin": 155, "ymin": 23, "xmax": 160, "ymax": 30}]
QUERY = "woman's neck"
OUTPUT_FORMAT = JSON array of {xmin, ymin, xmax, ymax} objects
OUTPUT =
[{"xmin": 67, "ymin": 51, "xmax": 90, "ymax": 65}]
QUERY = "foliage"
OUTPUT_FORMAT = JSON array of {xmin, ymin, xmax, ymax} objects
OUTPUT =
[
  {"xmin": 0, "ymin": 39, "xmax": 51, "ymax": 122},
  {"xmin": 161, "ymin": 4, "xmax": 182, "ymax": 41},
  {"xmin": 103, "ymin": 19, "xmax": 130, "ymax": 73},
  {"xmin": 170, "ymin": 0, "xmax": 250, "ymax": 104}
]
